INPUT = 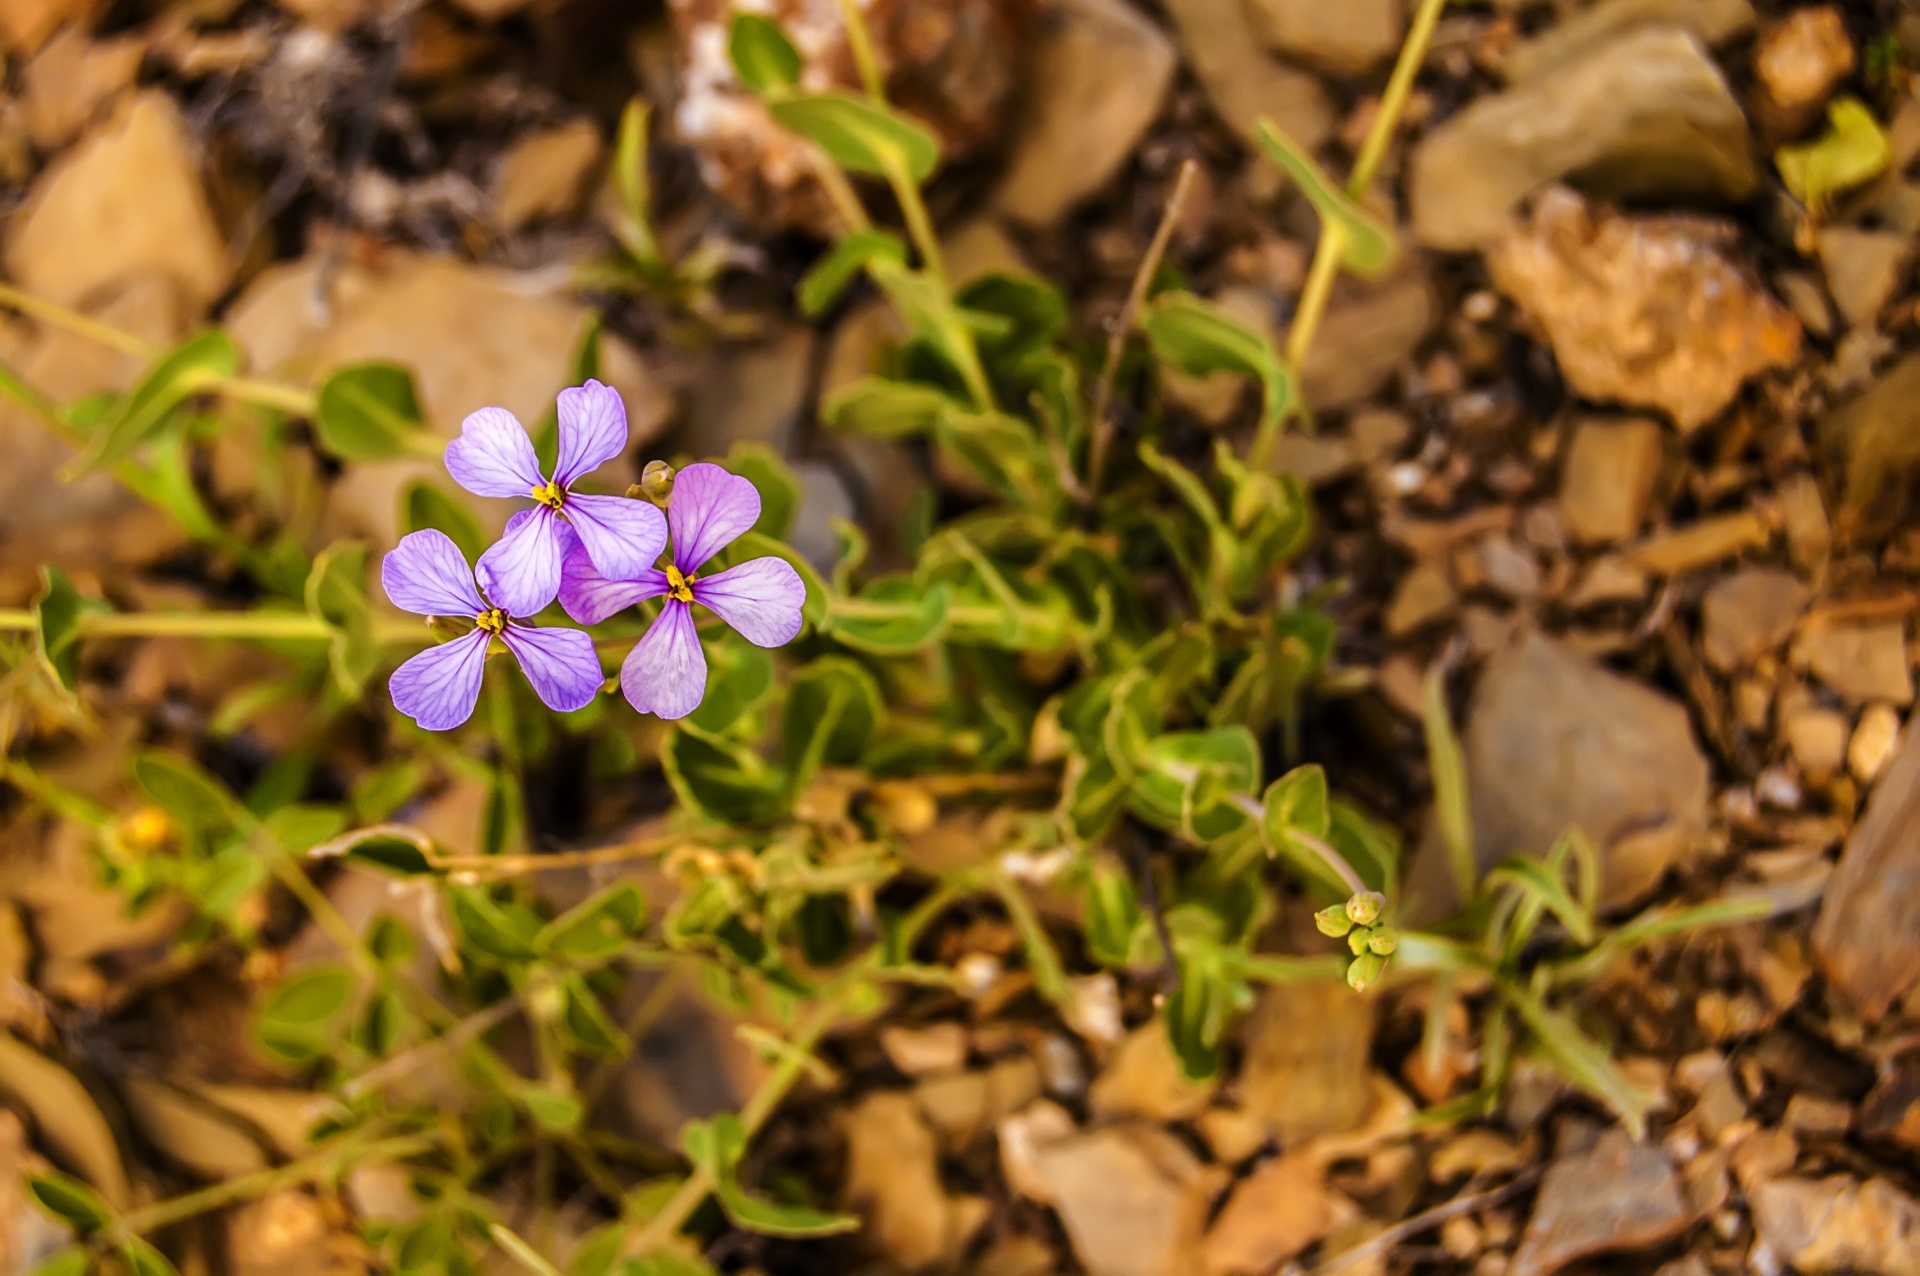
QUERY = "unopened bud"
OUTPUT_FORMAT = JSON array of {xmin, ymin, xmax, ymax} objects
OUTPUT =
[
  {"xmin": 1344, "ymin": 890, "xmax": 1385, "ymax": 928},
  {"xmin": 1346, "ymin": 951, "xmax": 1386, "ymax": 993},
  {"xmin": 1367, "ymin": 927, "xmax": 1397, "ymax": 956},
  {"xmin": 119, "ymin": 806, "xmax": 173, "ymax": 854},
  {"xmin": 1348, "ymin": 927, "xmax": 1371, "ymax": 956},
  {"xmin": 639, "ymin": 460, "xmax": 675, "ymax": 505},
  {"xmin": 1314, "ymin": 905, "xmax": 1354, "ymax": 938}
]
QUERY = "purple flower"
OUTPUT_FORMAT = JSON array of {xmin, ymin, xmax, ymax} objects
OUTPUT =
[
  {"xmin": 445, "ymin": 380, "xmax": 666, "ymax": 618},
  {"xmin": 382, "ymin": 529, "xmax": 605, "ymax": 731},
  {"xmin": 558, "ymin": 463, "xmax": 806, "ymax": 720}
]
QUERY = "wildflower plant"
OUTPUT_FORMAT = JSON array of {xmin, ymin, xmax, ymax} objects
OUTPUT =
[{"xmin": 0, "ymin": 1, "xmax": 1769, "ymax": 1273}]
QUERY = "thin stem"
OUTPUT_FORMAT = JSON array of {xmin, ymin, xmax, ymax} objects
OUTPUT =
[
  {"xmin": 0, "ymin": 281, "xmax": 155, "ymax": 359},
  {"xmin": 491, "ymin": 1224, "xmax": 565, "ymax": 1276},
  {"xmin": 1283, "ymin": 224, "xmax": 1346, "ymax": 372},
  {"xmin": 117, "ymin": 1134, "xmax": 436, "ymax": 1235},
  {"xmin": 814, "ymin": 158, "xmax": 874, "ymax": 235},
  {"xmin": 342, "ymin": 999, "xmax": 519, "ymax": 1102},
  {"xmin": 216, "ymin": 375, "xmax": 316, "ymax": 418},
  {"xmin": 0, "ymin": 608, "xmax": 427, "ymax": 645},
  {"xmin": 1086, "ymin": 159, "xmax": 1199, "ymax": 499},
  {"xmin": 833, "ymin": 0, "xmax": 886, "ymax": 102},
  {"xmin": 882, "ymin": 158, "xmax": 947, "ymax": 287}
]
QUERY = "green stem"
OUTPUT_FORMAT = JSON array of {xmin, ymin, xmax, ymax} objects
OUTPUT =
[
  {"xmin": 491, "ymin": 1224, "xmax": 565, "ymax": 1276},
  {"xmin": 0, "ymin": 281, "xmax": 155, "ymax": 359},
  {"xmin": 116, "ymin": 1133, "xmax": 436, "ymax": 1235},
  {"xmin": 216, "ymin": 375, "xmax": 316, "ymax": 418},
  {"xmin": 833, "ymin": 0, "xmax": 886, "ymax": 102},
  {"xmin": 0, "ymin": 608, "xmax": 426, "ymax": 645}
]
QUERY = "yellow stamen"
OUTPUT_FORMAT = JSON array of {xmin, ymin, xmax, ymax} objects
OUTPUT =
[
  {"xmin": 475, "ymin": 609, "xmax": 508, "ymax": 635},
  {"xmin": 666, "ymin": 565, "xmax": 696, "ymax": 603},
  {"xmin": 530, "ymin": 480, "xmax": 566, "ymax": 510}
]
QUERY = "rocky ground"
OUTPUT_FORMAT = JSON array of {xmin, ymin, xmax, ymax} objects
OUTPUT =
[{"xmin": 5, "ymin": 0, "xmax": 1920, "ymax": 1273}]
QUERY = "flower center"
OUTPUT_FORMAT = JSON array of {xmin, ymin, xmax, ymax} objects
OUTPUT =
[
  {"xmin": 666, "ymin": 564, "xmax": 697, "ymax": 603},
  {"xmin": 475, "ymin": 608, "xmax": 508, "ymax": 635},
  {"xmin": 530, "ymin": 480, "xmax": 566, "ymax": 511}
]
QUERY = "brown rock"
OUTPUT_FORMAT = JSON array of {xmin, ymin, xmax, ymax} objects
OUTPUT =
[
  {"xmin": 1560, "ymin": 417, "xmax": 1663, "ymax": 544},
  {"xmin": 841, "ymin": 1092, "xmax": 989, "ymax": 1269},
  {"xmin": 1777, "ymin": 471, "xmax": 1832, "ymax": 567},
  {"xmin": 1751, "ymin": 1176, "xmax": 1920, "ymax": 1274},
  {"xmin": 1794, "ymin": 619, "xmax": 1913, "ymax": 706},
  {"xmin": 1384, "ymin": 561, "xmax": 1457, "ymax": 637},
  {"xmin": 1029, "ymin": 1123, "xmax": 1221, "ymax": 1276},
  {"xmin": 1814, "ymin": 713, "xmax": 1920, "ymax": 1018},
  {"xmin": 1240, "ymin": 980, "xmax": 1375, "ymax": 1142},
  {"xmin": 0, "ymin": 0, "xmax": 95, "ymax": 55},
  {"xmin": 1487, "ymin": 188, "xmax": 1800, "ymax": 431},
  {"xmin": 1819, "ymin": 353, "xmax": 1920, "ymax": 510},
  {"xmin": 1851, "ymin": 704, "xmax": 1902, "ymax": 784},
  {"xmin": 7, "ymin": 92, "xmax": 231, "ymax": 312},
  {"xmin": 1628, "ymin": 512, "xmax": 1769, "ymax": 575},
  {"xmin": 1859, "ymin": 1060, "xmax": 1920, "ymax": 1151},
  {"xmin": 1510, "ymin": 1128, "xmax": 1691, "ymax": 1276},
  {"xmin": 1201, "ymin": 1153, "xmax": 1347, "ymax": 1276},
  {"xmin": 1299, "ymin": 265, "xmax": 1438, "ymax": 412},
  {"xmin": 998, "ymin": 1099, "xmax": 1077, "ymax": 1204},
  {"xmin": 915, "ymin": 1055, "xmax": 1042, "ymax": 1144},
  {"xmin": 1503, "ymin": 0, "xmax": 1755, "ymax": 85},
  {"xmin": 994, "ymin": 0, "xmax": 1176, "ymax": 227},
  {"xmin": 1753, "ymin": 6, "xmax": 1855, "ymax": 122},
  {"xmin": 1242, "ymin": 0, "xmax": 1400, "ymax": 74},
  {"xmin": 227, "ymin": 1191, "xmax": 360, "ymax": 1276},
  {"xmin": 880, "ymin": 1023, "xmax": 970, "ymax": 1076},
  {"xmin": 1783, "ymin": 700, "xmax": 1849, "ymax": 783},
  {"xmin": 21, "ymin": 25, "xmax": 143, "ymax": 150},
  {"xmin": 1818, "ymin": 228, "xmax": 1911, "ymax": 330},
  {"xmin": 493, "ymin": 120, "xmax": 602, "ymax": 230},
  {"xmin": 1159, "ymin": 0, "xmax": 1332, "ymax": 146},
  {"xmin": 1700, "ymin": 567, "xmax": 1810, "ymax": 671},
  {"xmin": 1088, "ymin": 1023, "xmax": 1214, "ymax": 1122}
]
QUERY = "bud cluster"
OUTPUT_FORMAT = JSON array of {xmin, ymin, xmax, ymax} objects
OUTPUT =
[{"xmin": 1314, "ymin": 890, "xmax": 1397, "ymax": 991}]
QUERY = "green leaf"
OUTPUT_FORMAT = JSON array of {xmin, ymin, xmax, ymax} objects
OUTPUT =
[
  {"xmin": 1142, "ymin": 292, "xmax": 1292, "ymax": 433},
  {"xmin": 827, "ymin": 577, "xmax": 950, "ymax": 654},
  {"xmin": 119, "ymin": 1237, "xmax": 179, "ymax": 1276},
  {"xmin": 1084, "ymin": 859, "xmax": 1144, "ymax": 968},
  {"xmin": 1131, "ymin": 728, "xmax": 1260, "ymax": 842},
  {"xmin": 1161, "ymin": 951, "xmax": 1240, "ymax": 1081},
  {"xmin": 1485, "ymin": 855, "xmax": 1595, "ymax": 947},
  {"xmin": 662, "ymin": 728, "xmax": 789, "ymax": 825},
  {"xmin": 132, "ymin": 751, "xmax": 239, "ymax": 835},
  {"xmin": 820, "ymin": 376, "xmax": 955, "ymax": 438},
  {"xmin": 1252, "ymin": 120, "xmax": 1397, "ymax": 275},
  {"xmin": 263, "ymin": 804, "xmax": 347, "ymax": 854},
  {"xmin": 723, "ymin": 443, "xmax": 800, "ymax": 540},
  {"xmin": 728, "ymin": 13, "xmax": 803, "ymax": 95},
  {"xmin": 611, "ymin": 98, "xmax": 660, "ymax": 265},
  {"xmin": 1420, "ymin": 666, "xmax": 1477, "ymax": 902},
  {"xmin": 1262, "ymin": 764, "xmax": 1330, "ymax": 841},
  {"xmin": 33, "ymin": 567, "xmax": 105, "ymax": 693},
  {"xmin": 519, "ymin": 1083, "xmax": 583, "ymax": 1132},
  {"xmin": 305, "ymin": 540, "xmax": 380, "ymax": 696},
  {"xmin": 256, "ymin": 964, "xmax": 356, "ymax": 1062},
  {"xmin": 23, "ymin": 1248, "xmax": 90, "ymax": 1276},
  {"xmin": 766, "ymin": 92, "xmax": 940, "ymax": 181},
  {"xmin": 27, "ymin": 1172, "xmax": 113, "ymax": 1234},
  {"xmin": 314, "ymin": 363, "xmax": 429, "ymax": 461},
  {"xmin": 797, "ymin": 230, "xmax": 907, "ymax": 317},
  {"xmin": 685, "ymin": 1115, "xmax": 860, "ymax": 1239},
  {"xmin": 402, "ymin": 481, "xmax": 486, "ymax": 564},
  {"xmin": 1502, "ymin": 983, "xmax": 1659, "ymax": 1139},
  {"xmin": 447, "ymin": 886, "xmax": 540, "ymax": 964},
  {"xmin": 67, "ymin": 330, "xmax": 237, "ymax": 476},
  {"xmin": 781, "ymin": 657, "xmax": 882, "ymax": 788},
  {"xmin": 1777, "ymin": 96, "xmax": 1891, "ymax": 212},
  {"xmin": 688, "ymin": 641, "xmax": 776, "ymax": 735},
  {"xmin": 934, "ymin": 409, "xmax": 1057, "ymax": 508},
  {"xmin": 537, "ymin": 883, "xmax": 647, "ymax": 963},
  {"xmin": 557, "ymin": 974, "xmax": 628, "ymax": 1057},
  {"xmin": 954, "ymin": 272, "xmax": 1068, "ymax": 365}
]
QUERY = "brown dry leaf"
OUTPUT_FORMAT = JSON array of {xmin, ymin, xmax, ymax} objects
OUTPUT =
[
  {"xmin": 840, "ymin": 1091, "xmax": 988, "ymax": 1270},
  {"xmin": 1088, "ymin": 1022, "xmax": 1215, "ymax": 1122},
  {"xmin": 1201, "ymin": 1152, "xmax": 1352, "ymax": 1275},
  {"xmin": 119, "ymin": 1074, "xmax": 270, "ymax": 1180},
  {"xmin": 0, "ymin": 1033, "xmax": 129, "ymax": 1208}
]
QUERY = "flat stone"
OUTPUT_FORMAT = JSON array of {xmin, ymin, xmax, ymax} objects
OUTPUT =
[
  {"xmin": 1777, "ymin": 471, "xmax": 1832, "ymax": 568},
  {"xmin": 1751, "ymin": 1176, "xmax": 1920, "ymax": 1274},
  {"xmin": 1503, "ymin": 0, "xmax": 1755, "ymax": 84},
  {"xmin": 1851, "ymin": 704, "xmax": 1902, "ymax": 784},
  {"xmin": 914, "ymin": 1055, "xmax": 1042, "ymax": 1145},
  {"xmin": 1818, "ymin": 228, "xmax": 1911, "ymax": 330},
  {"xmin": 995, "ymin": 0, "xmax": 1175, "ymax": 226},
  {"xmin": 227, "ymin": 1192, "xmax": 343, "ymax": 1276},
  {"xmin": 1029, "ymin": 1124, "xmax": 1220, "ymax": 1276},
  {"xmin": 1488, "ymin": 189, "xmax": 1799, "ymax": 431},
  {"xmin": 1814, "ymin": 713, "xmax": 1920, "ymax": 1019},
  {"xmin": 1510, "ymin": 1128, "xmax": 1691, "ymax": 1276},
  {"xmin": 1700, "ymin": 567, "xmax": 1811, "ymax": 671},
  {"xmin": 493, "ymin": 119, "xmax": 602, "ymax": 230},
  {"xmin": 1628, "ymin": 512, "xmax": 1770, "ymax": 575},
  {"xmin": 1819, "ymin": 353, "xmax": 1920, "ymax": 510},
  {"xmin": 1243, "ymin": 0, "xmax": 1400, "ymax": 74},
  {"xmin": 841, "ymin": 1092, "xmax": 989, "ymax": 1269},
  {"xmin": 6, "ymin": 91, "xmax": 231, "ymax": 313},
  {"xmin": 21, "ymin": 25, "xmax": 143, "ymax": 150},
  {"xmin": 1088, "ymin": 1023, "xmax": 1215, "ymax": 1122},
  {"xmin": 1566, "ymin": 555, "xmax": 1650, "ymax": 609},
  {"xmin": 1160, "ymin": 0, "xmax": 1332, "ymax": 146},
  {"xmin": 1477, "ymin": 534, "xmax": 1543, "ymax": 599},
  {"xmin": 1201, "ymin": 1152, "xmax": 1347, "ymax": 1276},
  {"xmin": 681, "ymin": 323, "xmax": 813, "ymax": 454},
  {"xmin": 1239, "ymin": 980, "xmax": 1375, "ymax": 1143},
  {"xmin": 1753, "ymin": 6, "xmax": 1855, "ymax": 120},
  {"xmin": 1560, "ymin": 418, "xmax": 1664, "ymax": 544},
  {"xmin": 1385, "ymin": 561, "xmax": 1457, "ymax": 636},
  {"xmin": 1783, "ymin": 701, "xmax": 1849, "ymax": 783},
  {"xmin": 1298, "ymin": 263, "xmax": 1438, "ymax": 411},
  {"xmin": 1410, "ymin": 28, "xmax": 1757, "ymax": 252},
  {"xmin": 1859, "ymin": 1061, "xmax": 1920, "ymax": 1151},
  {"xmin": 0, "ymin": 0, "xmax": 93, "ymax": 54},
  {"xmin": 1444, "ymin": 629, "xmax": 1710, "ymax": 909},
  {"xmin": 879, "ymin": 1023, "xmax": 969, "ymax": 1077},
  {"xmin": 1794, "ymin": 620, "xmax": 1913, "ymax": 706}
]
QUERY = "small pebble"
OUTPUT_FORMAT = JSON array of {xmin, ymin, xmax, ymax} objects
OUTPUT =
[{"xmin": 1849, "ymin": 703, "xmax": 1901, "ymax": 784}]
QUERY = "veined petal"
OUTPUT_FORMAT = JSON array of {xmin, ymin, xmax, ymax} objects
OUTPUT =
[
  {"xmin": 501, "ymin": 624, "xmax": 604, "ymax": 714},
  {"xmin": 559, "ymin": 546, "xmax": 669, "ymax": 625},
  {"xmin": 381, "ymin": 528, "xmax": 484, "ymax": 617},
  {"xmin": 565, "ymin": 493, "xmax": 667, "ymax": 582},
  {"xmin": 694, "ymin": 557, "xmax": 805, "ymax": 648},
  {"xmin": 667, "ymin": 462, "xmax": 761, "ymax": 573},
  {"xmin": 619, "ymin": 601, "xmax": 707, "ymax": 720},
  {"xmin": 477, "ymin": 507, "xmax": 563, "ymax": 617},
  {"xmin": 389, "ymin": 629, "xmax": 489, "ymax": 731},
  {"xmin": 446, "ymin": 406, "xmax": 545, "ymax": 497},
  {"xmin": 554, "ymin": 380, "xmax": 629, "ymax": 488}
]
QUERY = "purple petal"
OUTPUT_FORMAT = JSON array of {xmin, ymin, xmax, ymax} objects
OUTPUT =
[
  {"xmin": 381, "ymin": 529, "xmax": 484, "ymax": 618},
  {"xmin": 446, "ymin": 407, "xmax": 545, "ymax": 498},
  {"xmin": 477, "ymin": 507, "xmax": 563, "ymax": 618},
  {"xmin": 694, "ymin": 557, "xmax": 805, "ymax": 648},
  {"xmin": 559, "ymin": 543, "xmax": 669, "ymax": 625},
  {"xmin": 389, "ymin": 629, "xmax": 490, "ymax": 731},
  {"xmin": 667, "ymin": 462, "xmax": 761, "ymax": 573},
  {"xmin": 565, "ymin": 493, "xmax": 667, "ymax": 582},
  {"xmin": 619, "ymin": 600, "xmax": 707, "ymax": 720},
  {"xmin": 553, "ymin": 380, "xmax": 630, "ymax": 489},
  {"xmin": 501, "ymin": 623, "xmax": 604, "ymax": 714}
]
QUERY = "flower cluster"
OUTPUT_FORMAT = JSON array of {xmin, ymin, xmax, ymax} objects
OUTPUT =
[{"xmin": 382, "ymin": 381, "xmax": 805, "ymax": 731}]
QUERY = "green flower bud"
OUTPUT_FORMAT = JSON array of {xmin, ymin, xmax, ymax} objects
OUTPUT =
[
  {"xmin": 1348, "ymin": 926, "xmax": 1371, "ymax": 955},
  {"xmin": 1368, "ymin": 927, "xmax": 1398, "ymax": 956},
  {"xmin": 1314, "ymin": 905, "xmax": 1354, "ymax": 938},
  {"xmin": 1344, "ymin": 890, "xmax": 1385, "ymax": 928},
  {"xmin": 1347, "ymin": 951, "xmax": 1386, "ymax": 993},
  {"xmin": 639, "ymin": 459, "xmax": 675, "ymax": 505}
]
